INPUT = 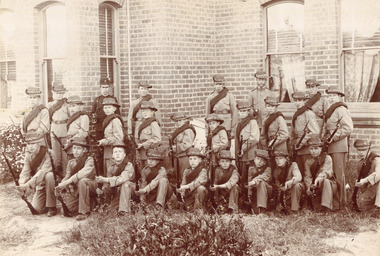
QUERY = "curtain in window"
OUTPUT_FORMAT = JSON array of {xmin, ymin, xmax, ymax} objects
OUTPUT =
[{"xmin": 344, "ymin": 50, "xmax": 379, "ymax": 102}]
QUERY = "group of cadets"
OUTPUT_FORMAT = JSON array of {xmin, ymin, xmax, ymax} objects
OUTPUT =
[{"xmin": 14, "ymin": 72, "xmax": 380, "ymax": 221}]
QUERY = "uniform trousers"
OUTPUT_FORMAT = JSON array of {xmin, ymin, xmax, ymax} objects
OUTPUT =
[
  {"xmin": 330, "ymin": 152, "xmax": 347, "ymax": 208},
  {"xmin": 184, "ymin": 185, "xmax": 208, "ymax": 210},
  {"xmin": 31, "ymin": 172, "xmax": 56, "ymax": 212},
  {"xmin": 51, "ymin": 136, "xmax": 67, "ymax": 176},
  {"xmin": 65, "ymin": 178, "xmax": 97, "ymax": 215},
  {"xmin": 103, "ymin": 181, "xmax": 136, "ymax": 213},
  {"xmin": 215, "ymin": 185, "xmax": 239, "ymax": 211},
  {"xmin": 145, "ymin": 178, "xmax": 173, "ymax": 206},
  {"xmin": 248, "ymin": 181, "xmax": 272, "ymax": 209}
]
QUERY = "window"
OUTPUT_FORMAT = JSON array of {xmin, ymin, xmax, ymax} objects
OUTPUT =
[
  {"xmin": 0, "ymin": 10, "xmax": 16, "ymax": 108},
  {"xmin": 265, "ymin": 2, "xmax": 304, "ymax": 102},
  {"xmin": 341, "ymin": 0, "xmax": 380, "ymax": 102},
  {"xmin": 42, "ymin": 4, "xmax": 67, "ymax": 102},
  {"xmin": 99, "ymin": 3, "xmax": 119, "ymax": 97}
]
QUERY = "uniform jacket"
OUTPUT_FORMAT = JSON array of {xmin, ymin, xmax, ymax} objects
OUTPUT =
[
  {"xmin": 206, "ymin": 89, "xmax": 238, "ymax": 134},
  {"xmin": 19, "ymin": 148, "xmax": 52, "ymax": 190},
  {"xmin": 235, "ymin": 118, "xmax": 260, "ymax": 161},
  {"xmin": 304, "ymin": 154, "xmax": 333, "ymax": 190},
  {"xmin": 247, "ymin": 164, "xmax": 272, "ymax": 185},
  {"xmin": 260, "ymin": 113, "xmax": 289, "ymax": 152},
  {"xmin": 99, "ymin": 117, "xmax": 124, "ymax": 146},
  {"xmin": 91, "ymin": 95, "xmax": 120, "ymax": 132},
  {"xmin": 173, "ymin": 125, "xmax": 195, "ymax": 158},
  {"xmin": 135, "ymin": 119, "xmax": 161, "ymax": 150},
  {"xmin": 67, "ymin": 113, "xmax": 89, "ymax": 140},
  {"xmin": 214, "ymin": 166, "xmax": 239, "ymax": 190},
  {"xmin": 62, "ymin": 155, "xmax": 96, "ymax": 184},
  {"xmin": 292, "ymin": 109, "xmax": 320, "ymax": 155},
  {"xmin": 48, "ymin": 99, "xmax": 69, "ymax": 137},
  {"xmin": 325, "ymin": 105, "xmax": 353, "ymax": 153},
  {"xmin": 247, "ymin": 86, "xmax": 272, "ymax": 128},
  {"xmin": 210, "ymin": 127, "xmax": 229, "ymax": 153},
  {"xmin": 272, "ymin": 162, "xmax": 302, "ymax": 189},
  {"xmin": 181, "ymin": 166, "xmax": 208, "ymax": 192},
  {"xmin": 140, "ymin": 166, "xmax": 167, "ymax": 194},
  {"xmin": 106, "ymin": 159, "xmax": 135, "ymax": 187},
  {"xmin": 307, "ymin": 92, "xmax": 328, "ymax": 120},
  {"xmin": 23, "ymin": 105, "xmax": 50, "ymax": 136},
  {"xmin": 127, "ymin": 97, "xmax": 161, "ymax": 135},
  {"xmin": 358, "ymin": 154, "xmax": 380, "ymax": 195}
]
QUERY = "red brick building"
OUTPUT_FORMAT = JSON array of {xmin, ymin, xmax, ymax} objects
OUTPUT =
[{"xmin": 0, "ymin": 0, "xmax": 379, "ymax": 156}]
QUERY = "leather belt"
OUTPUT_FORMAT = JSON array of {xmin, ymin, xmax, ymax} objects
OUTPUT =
[
  {"xmin": 52, "ymin": 119, "xmax": 68, "ymax": 124},
  {"xmin": 214, "ymin": 110, "xmax": 231, "ymax": 114}
]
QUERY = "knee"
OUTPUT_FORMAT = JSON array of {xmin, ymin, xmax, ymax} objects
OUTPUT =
[
  {"xmin": 292, "ymin": 182, "xmax": 303, "ymax": 192},
  {"xmin": 45, "ymin": 172, "xmax": 54, "ymax": 182},
  {"xmin": 196, "ymin": 185, "xmax": 207, "ymax": 194},
  {"xmin": 158, "ymin": 178, "xmax": 169, "ymax": 187},
  {"xmin": 257, "ymin": 181, "xmax": 266, "ymax": 189}
]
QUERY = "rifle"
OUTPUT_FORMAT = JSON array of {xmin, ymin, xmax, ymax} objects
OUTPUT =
[
  {"xmin": 169, "ymin": 136, "xmax": 184, "ymax": 203},
  {"xmin": 1, "ymin": 149, "xmax": 38, "ymax": 215},
  {"xmin": 268, "ymin": 126, "xmax": 280, "ymax": 151},
  {"xmin": 129, "ymin": 134, "xmax": 140, "ymax": 191},
  {"xmin": 352, "ymin": 142, "xmax": 372, "ymax": 212},
  {"xmin": 291, "ymin": 121, "xmax": 309, "ymax": 161},
  {"xmin": 237, "ymin": 135, "xmax": 243, "ymax": 171},
  {"xmin": 323, "ymin": 117, "xmax": 342, "ymax": 153},
  {"xmin": 10, "ymin": 116, "xmax": 25, "ymax": 142},
  {"xmin": 206, "ymin": 128, "xmax": 217, "ymax": 211}
]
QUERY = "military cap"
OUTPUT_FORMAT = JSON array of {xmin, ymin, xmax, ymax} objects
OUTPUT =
[
  {"xmin": 307, "ymin": 136, "xmax": 324, "ymax": 147},
  {"xmin": 112, "ymin": 141, "xmax": 128, "ymax": 150},
  {"xmin": 102, "ymin": 97, "xmax": 120, "ymax": 108},
  {"xmin": 67, "ymin": 95, "xmax": 84, "ymax": 105},
  {"xmin": 137, "ymin": 81, "xmax": 152, "ymax": 89},
  {"xmin": 25, "ymin": 87, "xmax": 42, "ymax": 95},
  {"xmin": 218, "ymin": 150, "xmax": 235, "ymax": 160},
  {"xmin": 24, "ymin": 130, "xmax": 44, "ymax": 143},
  {"xmin": 264, "ymin": 96, "xmax": 280, "ymax": 106},
  {"xmin": 186, "ymin": 147, "xmax": 205, "ymax": 158},
  {"xmin": 100, "ymin": 77, "xmax": 112, "ymax": 86},
  {"xmin": 52, "ymin": 83, "xmax": 68, "ymax": 93},
  {"xmin": 305, "ymin": 78, "xmax": 320, "ymax": 87},
  {"xmin": 213, "ymin": 74, "xmax": 226, "ymax": 83},
  {"xmin": 205, "ymin": 113, "xmax": 224, "ymax": 123},
  {"xmin": 292, "ymin": 91, "xmax": 308, "ymax": 100},
  {"xmin": 140, "ymin": 101, "xmax": 157, "ymax": 111},
  {"xmin": 147, "ymin": 148, "xmax": 164, "ymax": 160},
  {"xmin": 255, "ymin": 149, "xmax": 269, "ymax": 160},
  {"xmin": 326, "ymin": 86, "xmax": 345, "ymax": 97},
  {"xmin": 273, "ymin": 150, "xmax": 289, "ymax": 157},
  {"xmin": 354, "ymin": 139, "xmax": 370, "ymax": 150},
  {"xmin": 71, "ymin": 137, "xmax": 90, "ymax": 148},
  {"xmin": 236, "ymin": 100, "xmax": 251, "ymax": 110},
  {"xmin": 171, "ymin": 112, "xmax": 189, "ymax": 121},
  {"xmin": 254, "ymin": 70, "xmax": 270, "ymax": 79}
]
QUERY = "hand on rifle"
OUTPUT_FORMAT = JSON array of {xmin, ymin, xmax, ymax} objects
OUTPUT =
[
  {"xmin": 245, "ymin": 180, "xmax": 257, "ymax": 188},
  {"xmin": 98, "ymin": 139, "xmax": 107, "ymax": 147},
  {"xmin": 280, "ymin": 182, "xmax": 291, "ymax": 192},
  {"xmin": 355, "ymin": 178, "xmax": 368, "ymax": 187},
  {"xmin": 310, "ymin": 183, "xmax": 318, "ymax": 190},
  {"xmin": 135, "ymin": 188, "xmax": 147, "ymax": 196},
  {"xmin": 55, "ymin": 186, "xmax": 64, "ymax": 196},
  {"xmin": 176, "ymin": 185, "xmax": 188, "ymax": 193},
  {"xmin": 95, "ymin": 176, "xmax": 108, "ymax": 184},
  {"xmin": 56, "ymin": 179, "xmax": 70, "ymax": 191},
  {"xmin": 137, "ymin": 143, "xmax": 143, "ymax": 149},
  {"xmin": 16, "ymin": 183, "xmax": 29, "ymax": 195}
]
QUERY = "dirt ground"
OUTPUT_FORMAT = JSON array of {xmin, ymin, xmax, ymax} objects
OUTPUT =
[{"xmin": 0, "ymin": 182, "xmax": 379, "ymax": 256}]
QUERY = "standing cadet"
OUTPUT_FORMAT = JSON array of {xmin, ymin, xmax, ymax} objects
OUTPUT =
[
  {"xmin": 304, "ymin": 78, "xmax": 328, "ymax": 128},
  {"xmin": 304, "ymin": 136, "xmax": 339, "ymax": 212},
  {"xmin": 56, "ymin": 137, "xmax": 97, "ymax": 221},
  {"xmin": 23, "ymin": 87, "xmax": 50, "ymax": 145},
  {"xmin": 205, "ymin": 113, "xmax": 229, "ymax": 164},
  {"xmin": 135, "ymin": 148, "xmax": 173, "ymax": 209},
  {"xmin": 177, "ymin": 147, "xmax": 208, "ymax": 212},
  {"xmin": 247, "ymin": 70, "xmax": 272, "ymax": 128},
  {"xmin": 245, "ymin": 149, "xmax": 272, "ymax": 214},
  {"xmin": 48, "ymin": 83, "xmax": 69, "ymax": 176},
  {"xmin": 259, "ymin": 96, "xmax": 289, "ymax": 169},
  {"xmin": 291, "ymin": 91, "xmax": 320, "ymax": 177},
  {"xmin": 91, "ymin": 78, "xmax": 121, "ymax": 140},
  {"xmin": 170, "ymin": 112, "xmax": 196, "ymax": 181},
  {"xmin": 65, "ymin": 95, "xmax": 89, "ymax": 160},
  {"xmin": 127, "ymin": 81, "xmax": 162, "ymax": 137},
  {"xmin": 353, "ymin": 140, "xmax": 380, "ymax": 212},
  {"xmin": 324, "ymin": 86, "xmax": 353, "ymax": 209},
  {"xmin": 205, "ymin": 74, "xmax": 238, "ymax": 138},
  {"xmin": 210, "ymin": 150, "xmax": 240, "ymax": 214},
  {"xmin": 17, "ymin": 131, "xmax": 56, "ymax": 216},
  {"xmin": 97, "ymin": 97, "xmax": 124, "ymax": 176},
  {"xmin": 135, "ymin": 101, "xmax": 161, "ymax": 168},
  {"xmin": 95, "ymin": 142, "xmax": 136, "ymax": 215}
]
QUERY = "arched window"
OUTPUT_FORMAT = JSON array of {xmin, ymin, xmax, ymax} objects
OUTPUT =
[
  {"xmin": 42, "ymin": 3, "xmax": 67, "ymax": 102},
  {"xmin": 265, "ymin": 1, "xmax": 304, "ymax": 102},
  {"xmin": 0, "ymin": 9, "xmax": 16, "ymax": 108},
  {"xmin": 99, "ymin": 2, "xmax": 120, "ymax": 97},
  {"xmin": 341, "ymin": 0, "xmax": 380, "ymax": 102}
]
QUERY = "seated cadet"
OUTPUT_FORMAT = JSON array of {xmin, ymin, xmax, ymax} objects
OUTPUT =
[
  {"xmin": 353, "ymin": 139, "xmax": 380, "ymax": 212},
  {"xmin": 245, "ymin": 149, "xmax": 272, "ymax": 214},
  {"xmin": 17, "ymin": 131, "xmax": 56, "ymax": 216},
  {"xmin": 65, "ymin": 95, "xmax": 89, "ymax": 160},
  {"xmin": 95, "ymin": 142, "xmax": 136, "ymax": 216},
  {"xmin": 210, "ymin": 150, "xmax": 240, "ymax": 214},
  {"xmin": 177, "ymin": 147, "xmax": 208, "ymax": 212},
  {"xmin": 135, "ymin": 148, "xmax": 172, "ymax": 209},
  {"xmin": 55, "ymin": 137, "xmax": 97, "ymax": 221},
  {"xmin": 304, "ymin": 136, "xmax": 339, "ymax": 212},
  {"xmin": 272, "ymin": 150, "xmax": 304, "ymax": 213},
  {"xmin": 98, "ymin": 97, "xmax": 124, "ymax": 176},
  {"xmin": 135, "ymin": 101, "xmax": 161, "ymax": 167},
  {"xmin": 170, "ymin": 112, "xmax": 196, "ymax": 181}
]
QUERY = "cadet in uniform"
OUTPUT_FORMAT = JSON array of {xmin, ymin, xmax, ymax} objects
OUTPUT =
[
  {"xmin": 324, "ymin": 86, "xmax": 353, "ymax": 209},
  {"xmin": 205, "ymin": 74, "xmax": 238, "ymax": 138},
  {"xmin": 48, "ymin": 83, "xmax": 69, "ymax": 175},
  {"xmin": 304, "ymin": 78, "xmax": 328, "ymax": 128},
  {"xmin": 17, "ymin": 131, "xmax": 56, "ymax": 216}
]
